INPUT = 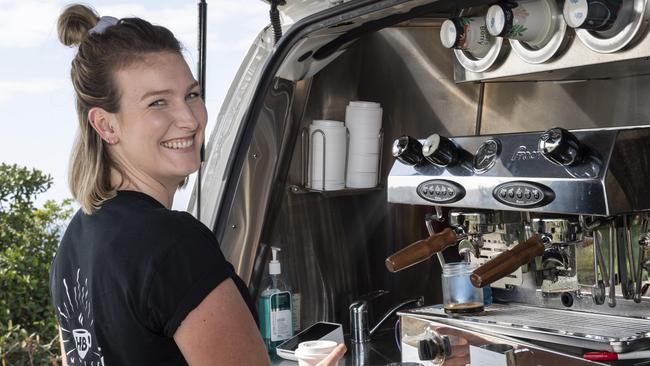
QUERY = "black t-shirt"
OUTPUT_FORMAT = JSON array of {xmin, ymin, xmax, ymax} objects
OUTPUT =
[{"xmin": 49, "ymin": 191, "xmax": 256, "ymax": 365}]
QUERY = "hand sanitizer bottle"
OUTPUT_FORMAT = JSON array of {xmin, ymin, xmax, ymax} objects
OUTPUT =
[{"xmin": 258, "ymin": 247, "xmax": 293, "ymax": 353}]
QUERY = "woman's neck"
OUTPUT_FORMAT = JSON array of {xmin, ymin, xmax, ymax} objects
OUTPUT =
[{"xmin": 110, "ymin": 168, "xmax": 174, "ymax": 209}]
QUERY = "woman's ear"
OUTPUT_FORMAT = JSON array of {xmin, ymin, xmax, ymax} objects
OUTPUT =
[{"xmin": 88, "ymin": 107, "xmax": 119, "ymax": 145}]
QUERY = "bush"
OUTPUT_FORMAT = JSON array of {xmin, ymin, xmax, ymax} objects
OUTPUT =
[{"xmin": 0, "ymin": 164, "xmax": 73, "ymax": 365}]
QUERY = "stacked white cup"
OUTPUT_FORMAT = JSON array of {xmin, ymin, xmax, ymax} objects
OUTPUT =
[
  {"xmin": 294, "ymin": 340, "xmax": 339, "ymax": 366},
  {"xmin": 345, "ymin": 101, "xmax": 383, "ymax": 188},
  {"xmin": 309, "ymin": 120, "xmax": 347, "ymax": 191}
]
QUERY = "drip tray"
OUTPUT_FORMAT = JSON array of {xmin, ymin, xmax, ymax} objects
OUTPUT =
[{"xmin": 403, "ymin": 303, "xmax": 650, "ymax": 353}]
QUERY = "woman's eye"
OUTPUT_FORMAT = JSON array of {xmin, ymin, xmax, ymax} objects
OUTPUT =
[
  {"xmin": 149, "ymin": 99, "xmax": 166, "ymax": 107},
  {"xmin": 186, "ymin": 92, "xmax": 200, "ymax": 101}
]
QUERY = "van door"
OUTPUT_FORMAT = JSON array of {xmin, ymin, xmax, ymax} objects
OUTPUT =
[{"xmin": 187, "ymin": 0, "xmax": 353, "ymax": 225}]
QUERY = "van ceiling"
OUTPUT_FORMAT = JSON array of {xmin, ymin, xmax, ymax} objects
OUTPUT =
[{"xmin": 276, "ymin": 0, "xmax": 500, "ymax": 80}]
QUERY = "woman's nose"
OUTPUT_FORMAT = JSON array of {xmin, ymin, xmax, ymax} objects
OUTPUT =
[{"xmin": 175, "ymin": 103, "xmax": 200, "ymax": 130}]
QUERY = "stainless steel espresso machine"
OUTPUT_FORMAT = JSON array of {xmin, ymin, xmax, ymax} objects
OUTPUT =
[
  {"xmin": 387, "ymin": 127, "xmax": 650, "ymax": 365},
  {"xmin": 192, "ymin": 0, "xmax": 650, "ymax": 364}
]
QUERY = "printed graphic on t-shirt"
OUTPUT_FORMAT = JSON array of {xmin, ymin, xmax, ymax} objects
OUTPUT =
[{"xmin": 57, "ymin": 268, "xmax": 104, "ymax": 365}]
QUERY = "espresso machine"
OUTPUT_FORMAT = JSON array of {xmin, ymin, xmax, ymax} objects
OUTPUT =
[{"xmin": 387, "ymin": 127, "xmax": 650, "ymax": 365}]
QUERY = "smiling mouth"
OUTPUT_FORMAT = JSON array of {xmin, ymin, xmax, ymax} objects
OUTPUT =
[{"xmin": 160, "ymin": 137, "xmax": 194, "ymax": 150}]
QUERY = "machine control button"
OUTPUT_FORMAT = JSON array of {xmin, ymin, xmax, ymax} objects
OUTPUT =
[
  {"xmin": 417, "ymin": 180, "xmax": 465, "ymax": 204},
  {"xmin": 434, "ymin": 186, "xmax": 440, "ymax": 196},
  {"xmin": 538, "ymin": 127, "xmax": 583, "ymax": 166},
  {"xmin": 422, "ymin": 134, "xmax": 460, "ymax": 167},
  {"xmin": 473, "ymin": 139, "xmax": 501, "ymax": 174},
  {"xmin": 392, "ymin": 135, "xmax": 425, "ymax": 166},
  {"xmin": 418, "ymin": 338, "xmax": 440, "ymax": 361},
  {"xmin": 493, "ymin": 181, "xmax": 555, "ymax": 208}
]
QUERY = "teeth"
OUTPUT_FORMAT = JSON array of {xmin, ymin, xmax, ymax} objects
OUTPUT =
[{"xmin": 161, "ymin": 138, "xmax": 194, "ymax": 149}]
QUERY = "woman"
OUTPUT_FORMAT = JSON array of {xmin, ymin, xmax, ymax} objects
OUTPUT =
[{"xmin": 50, "ymin": 4, "xmax": 345, "ymax": 365}]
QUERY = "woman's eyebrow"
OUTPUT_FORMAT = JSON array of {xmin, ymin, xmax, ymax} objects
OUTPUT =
[
  {"xmin": 139, "ymin": 82, "xmax": 199, "ymax": 101},
  {"xmin": 186, "ymin": 81, "xmax": 199, "ymax": 92},
  {"xmin": 140, "ymin": 89, "xmax": 172, "ymax": 101}
]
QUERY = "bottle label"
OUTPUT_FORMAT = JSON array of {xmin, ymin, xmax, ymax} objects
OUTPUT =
[{"xmin": 269, "ymin": 291, "xmax": 292, "ymax": 342}]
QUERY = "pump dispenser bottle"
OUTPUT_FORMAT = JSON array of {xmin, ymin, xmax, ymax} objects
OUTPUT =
[{"xmin": 258, "ymin": 247, "xmax": 293, "ymax": 352}]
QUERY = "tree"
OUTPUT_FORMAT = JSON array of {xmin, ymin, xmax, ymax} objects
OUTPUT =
[{"xmin": 0, "ymin": 163, "xmax": 72, "ymax": 366}]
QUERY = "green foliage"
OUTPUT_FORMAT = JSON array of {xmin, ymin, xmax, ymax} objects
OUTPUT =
[
  {"xmin": 506, "ymin": 24, "xmax": 528, "ymax": 38},
  {"xmin": 0, "ymin": 164, "xmax": 73, "ymax": 365}
]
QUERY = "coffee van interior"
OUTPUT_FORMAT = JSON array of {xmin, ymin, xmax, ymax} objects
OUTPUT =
[{"xmin": 189, "ymin": 0, "xmax": 650, "ymax": 363}]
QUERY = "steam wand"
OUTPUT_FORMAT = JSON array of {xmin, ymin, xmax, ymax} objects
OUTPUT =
[
  {"xmin": 608, "ymin": 222, "xmax": 617, "ymax": 307},
  {"xmin": 579, "ymin": 216, "xmax": 614, "ymax": 305},
  {"xmin": 425, "ymin": 207, "xmax": 446, "ymax": 267},
  {"xmin": 635, "ymin": 214, "xmax": 650, "ymax": 303}
]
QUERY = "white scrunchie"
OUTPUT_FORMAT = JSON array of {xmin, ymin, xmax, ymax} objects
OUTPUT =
[{"xmin": 89, "ymin": 16, "xmax": 119, "ymax": 35}]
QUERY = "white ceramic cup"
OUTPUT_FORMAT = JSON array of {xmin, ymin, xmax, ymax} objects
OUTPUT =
[
  {"xmin": 348, "ymin": 154, "xmax": 380, "ymax": 171},
  {"xmin": 295, "ymin": 341, "xmax": 339, "ymax": 366},
  {"xmin": 349, "ymin": 140, "xmax": 380, "ymax": 156},
  {"xmin": 345, "ymin": 101, "xmax": 382, "ymax": 135},
  {"xmin": 309, "ymin": 121, "xmax": 346, "ymax": 190},
  {"xmin": 440, "ymin": 17, "xmax": 493, "ymax": 58},
  {"xmin": 346, "ymin": 172, "xmax": 378, "ymax": 188},
  {"xmin": 312, "ymin": 119, "xmax": 344, "ymax": 128},
  {"xmin": 311, "ymin": 182, "xmax": 345, "ymax": 191},
  {"xmin": 486, "ymin": 0, "xmax": 551, "ymax": 45},
  {"xmin": 348, "ymin": 125, "xmax": 379, "ymax": 137},
  {"xmin": 345, "ymin": 101, "xmax": 382, "ymax": 189}
]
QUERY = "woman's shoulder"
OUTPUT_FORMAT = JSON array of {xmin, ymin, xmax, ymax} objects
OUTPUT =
[
  {"xmin": 68, "ymin": 191, "xmax": 220, "ymax": 253},
  {"xmin": 167, "ymin": 209, "xmax": 217, "ymax": 243},
  {"xmin": 99, "ymin": 191, "xmax": 197, "ymax": 227},
  {"xmin": 68, "ymin": 192, "xmax": 213, "ymax": 249}
]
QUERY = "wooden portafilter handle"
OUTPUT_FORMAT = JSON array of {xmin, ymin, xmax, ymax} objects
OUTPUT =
[
  {"xmin": 470, "ymin": 236, "xmax": 545, "ymax": 288},
  {"xmin": 385, "ymin": 228, "xmax": 458, "ymax": 273}
]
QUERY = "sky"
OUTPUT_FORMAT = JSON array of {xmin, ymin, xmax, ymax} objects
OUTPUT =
[{"xmin": 0, "ymin": 0, "xmax": 270, "ymax": 210}]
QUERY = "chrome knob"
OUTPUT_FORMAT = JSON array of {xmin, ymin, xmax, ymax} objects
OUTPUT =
[
  {"xmin": 563, "ymin": 0, "xmax": 621, "ymax": 31},
  {"xmin": 418, "ymin": 339, "xmax": 441, "ymax": 361},
  {"xmin": 418, "ymin": 333, "xmax": 451, "ymax": 362},
  {"xmin": 392, "ymin": 135, "xmax": 424, "ymax": 166},
  {"xmin": 422, "ymin": 134, "xmax": 459, "ymax": 167},
  {"xmin": 539, "ymin": 127, "xmax": 583, "ymax": 166}
]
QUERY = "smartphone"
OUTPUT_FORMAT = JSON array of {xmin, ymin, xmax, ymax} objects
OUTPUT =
[{"xmin": 275, "ymin": 322, "xmax": 344, "ymax": 361}]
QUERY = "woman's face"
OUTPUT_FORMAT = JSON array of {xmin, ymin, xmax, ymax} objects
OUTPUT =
[{"xmin": 111, "ymin": 52, "xmax": 207, "ymax": 188}]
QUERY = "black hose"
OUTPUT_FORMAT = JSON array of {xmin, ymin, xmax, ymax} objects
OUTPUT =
[
  {"xmin": 270, "ymin": 1, "xmax": 282, "ymax": 44},
  {"xmin": 197, "ymin": 0, "xmax": 207, "ymax": 220}
]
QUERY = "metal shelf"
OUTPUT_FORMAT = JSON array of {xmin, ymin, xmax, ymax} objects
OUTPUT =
[
  {"xmin": 288, "ymin": 185, "xmax": 384, "ymax": 196},
  {"xmin": 296, "ymin": 126, "xmax": 384, "ymax": 195}
]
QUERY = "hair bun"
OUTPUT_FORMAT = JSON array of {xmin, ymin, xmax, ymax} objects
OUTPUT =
[{"xmin": 57, "ymin": 4, "xmax": 100, "ymax": 46}]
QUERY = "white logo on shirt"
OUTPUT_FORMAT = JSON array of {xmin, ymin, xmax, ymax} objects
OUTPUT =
[{"xmin": 58, "ymin": 268, "xmax": 104, "ymax": 365}]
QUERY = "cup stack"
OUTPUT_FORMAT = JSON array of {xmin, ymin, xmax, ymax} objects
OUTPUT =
[
  {"xmin": 345, "ymin": 101, "xmax": 383, "ymax": 188},
  {"xmin": 309, "ymin": 120, "xmax": 346, "ymax": 191},
  {"xmin": 294, "ymin": 340, "xmax": 339, "ymax": 366}
]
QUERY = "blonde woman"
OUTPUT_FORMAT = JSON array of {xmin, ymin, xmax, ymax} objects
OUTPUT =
[{"xmin": 50, "ymin": 4, "xmax": 345, "ymax": 365}]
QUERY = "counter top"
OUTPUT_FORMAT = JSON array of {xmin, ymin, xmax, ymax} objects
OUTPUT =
[{"xmin": 270, "ymin": 330, "xmax": 401, "ymax": 366}]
